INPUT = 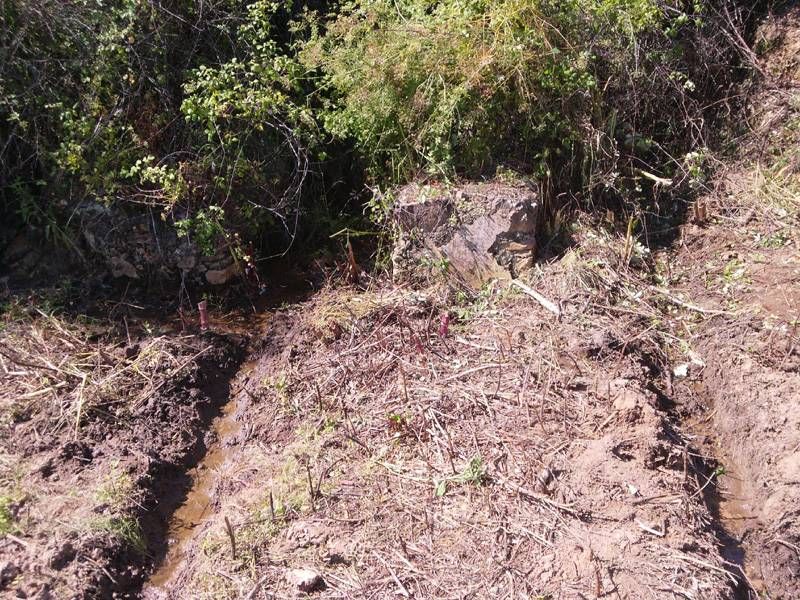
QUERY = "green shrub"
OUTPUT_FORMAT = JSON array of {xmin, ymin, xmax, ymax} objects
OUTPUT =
[
  {"xmin": 0, "ymin": 0, "xmax": 751, "ymax": 261},
  {"xmin": 302, "ymin": 0, "xmax": 739, "ymax": 208},
  {"xmin": 1, "ymin": 0, "xmax": 309, "ymax": 250}
]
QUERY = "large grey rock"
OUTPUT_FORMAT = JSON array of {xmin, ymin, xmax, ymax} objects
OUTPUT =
[{"xmin": 391, "ymin": 181, "xmax": 539, "ymax": 287}]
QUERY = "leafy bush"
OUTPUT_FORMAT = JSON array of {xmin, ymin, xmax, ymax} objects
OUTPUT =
[
  {"xmin": 1, "ymin": 1, "xmax": 310, "ymax": 247},
  {"xmin": 303, "ymin": 0, "xmax": 743, "ymax": 204},
  {"xmin": 0, "ymin": 0, "xmax": 753, "ymax": 269}
]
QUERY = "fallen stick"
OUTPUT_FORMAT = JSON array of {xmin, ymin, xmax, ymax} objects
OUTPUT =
[
  {"xmin": 494, "ymin": 473, "xmax": 579, "ymax": 515},
  {"xmin": 674, "ymin": 553, "xmax": 738, "ymax": 584},
  {"xmin": 6, "ymin": 533, "xmax": 31, "ymax": 549},
  {"xmin": 373, "ymin": 551, "xmax": 411, "ymax": 598},
  {"xmin": 648, "ymin": 286, "xmax": 732, "ymax": 316},
  {"xmin": 635, "ymin": 518, "xmax": 665, "ymax": 537},
  {"xmin": 439, "ymin": 363, "xmax": 507, "ymax": 384},
  {"xmin": 13, "ymin": 382, "xmax": 68, "ymax": 401},
  {"xmin": 224, "ymin": 516, "xmax": 236, "ymax": 560},
  {"xmin": 243, "ymin": 575, "xmax": 268, "ymax": 600},
  {"xmin": 511, "ymin": 280, "xmax": 561, "ymax": 317}
]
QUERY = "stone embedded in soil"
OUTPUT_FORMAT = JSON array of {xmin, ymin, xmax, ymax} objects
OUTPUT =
[
  {"xmin": 324, "ymin": 539, "xmax": 352, "ymax": 565},
  {"xmin": 77, "ymin": 201, "xmax": 239, "ymax": 282},
  {"xmin": 282, "ymin": 521, "xmax": 330, "ymax": 551},
  {"xmin": 0, "ymin": 560, "xmax": 21, "ymax": 589},
  {"xmin": 391, "ymin": 180, "xmax": 539, "ymax": 287},
  {"xmin": 286, "ymin": 568, "xmax": 326, "ymax": 593},
  {"xmin": 206, "ymin": 264, "xmax": 239, "ymax": 285}
]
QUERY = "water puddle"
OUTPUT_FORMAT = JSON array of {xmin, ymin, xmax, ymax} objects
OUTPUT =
[
  {"xmin": 687, "ymin": 406, "xmax": 760, "ymax": 597},
  {"xmin": 715, "ymin": 461, "xmax": 759, "ymax": 536}
]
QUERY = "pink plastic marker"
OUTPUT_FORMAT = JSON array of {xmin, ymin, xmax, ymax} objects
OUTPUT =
[{"xmin": 198, "ymin": 300, "xmax": 209, "ymax": 331}]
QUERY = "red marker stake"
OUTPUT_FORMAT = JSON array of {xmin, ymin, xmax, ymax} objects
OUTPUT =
[
  {"xmin": 198, "ymin": 300, "xmax": 209, "ymax": 331},
  {"xmin": 439, "ymin": 313, "xmax": 450, "ymax": 337}
]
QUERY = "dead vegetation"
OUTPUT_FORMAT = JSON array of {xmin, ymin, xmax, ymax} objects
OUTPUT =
[
  {"xmin": 0, "ymin": 302, "xmax": 215, "ymax": 437},
  {"xmin": 159, "ymin": 223, "xmax": 749, "ymax": 599}
]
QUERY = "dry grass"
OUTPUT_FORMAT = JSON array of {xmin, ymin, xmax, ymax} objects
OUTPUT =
[
  {"xmin": 0, "ymin": 302, "xmax": 211, "ymax": 438},
  {"xmin": 0, "ymin": 297, "xmax": 233, "ymax": 599},
  {"xmin": 174, "ymin": 234, "xmax": 735, "ymax": 599}
]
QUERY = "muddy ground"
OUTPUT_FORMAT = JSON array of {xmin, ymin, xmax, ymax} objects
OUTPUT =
[
  {"xmin": 1, "ymin": 9, "xmax": 799, "ymax": 600},
  {"xmin": 0, "ymin": 298, "xmax": 246, "ymax": 599}
]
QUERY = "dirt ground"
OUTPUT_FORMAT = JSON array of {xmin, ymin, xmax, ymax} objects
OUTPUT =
[
  {"xmin": 143, "ymin": 275, "xmax": 735, "ymax": 599},
  {"xmin": 0, "ymin": 298, "xmax": 245, "ymax": 599},
  {"xmin": 664, "ymin": 11, "xmax": 800, "ymax": 594},
  {"xmin": 1, "ymin": 8, "xmax": 798, "ymax": 600},
  {"xmin": 137, "ymin": 10, "xmax": 798, "ymax": 596}
]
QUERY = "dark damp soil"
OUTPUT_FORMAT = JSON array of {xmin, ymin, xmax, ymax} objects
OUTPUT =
[{"xmin": 0, "ymin": 327, "xmax": 245, "ymax": 599}]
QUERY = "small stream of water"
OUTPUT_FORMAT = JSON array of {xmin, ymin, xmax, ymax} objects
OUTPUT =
[
  {"xmin": 687, "ymin": 393, "xmax": 760, "ymax": 598},
  {"xmin": 141, "ymin": 271, "xmax": 310, "ymax": 595},
  {"xmin": 142, "ymin": 353, "xmax": 259, "ymax": 594},
  {"xmin": 145, "ymin": 360, "xmax": 256, "ymax": 590}
]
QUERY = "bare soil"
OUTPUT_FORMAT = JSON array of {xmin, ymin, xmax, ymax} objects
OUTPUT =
[
  {"xmin": 662, "ymin": 12, "xmax": 800, "ymax": 592},
  {"xmin": 136, "ymin": 224, "xmax": 772, "ymax": 599},
  {"xmin": 0, "ymin": 302, "xmax": 245, "ymax": 599},
  {"xmin": 669, "ymin": 207, "xmax": 800, "ymax": 597}
]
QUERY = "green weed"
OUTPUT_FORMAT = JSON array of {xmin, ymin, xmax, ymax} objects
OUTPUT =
[
  {"xmin": 90, "ymin": 516, "xmax": 146, "ymax": 554},
  {"xmin": 435, "ymin": 455, "xmax": 487, "ymax": 497},
  {"xmin": 0, "ymin": 496, "xmax": 16, "ymax": 535},
  {"xmin": 94, "ymin": 464, "xmax": 137, "ymax": 511}
]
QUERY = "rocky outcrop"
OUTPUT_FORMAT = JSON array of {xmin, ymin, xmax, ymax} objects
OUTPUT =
[
  {"xmin": 78, "ymin": 203, "xmax": 238, "ymax": 284},
  {"xmin": 391, "ymin": 180, "xmax": 539, "ymax": 287}
]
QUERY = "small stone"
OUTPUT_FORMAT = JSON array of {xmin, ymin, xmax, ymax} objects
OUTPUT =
[
  {"xmin": 0, "ymin": 560, "xmax": 20, "ymax": 589},
  {"xmin": 324, "ymin": 539, "xmax": 351, "ymax": 565},
  {"xmin": 175, "ymin": 242, "xmax": 198, "ymax": 271},
  {"xmin": 205, "ymin": 265, "xmax": 238, "ymax": 285},
  {"xmin": 45, "ymin": 541, "xmax": 76, "ymax": 570},
  {"xmin": 284, "ymin": 521, "xmax": 329, "ymax": 549},
  {"xmin": 537, "ymin": 467, "xmax": 552, "ymax": 486},
  {"xmin": 613, "ymin": 389, "xmax": 642, "ymax": 411},
  {"xmin": 688, "ymin": 351, "xmax": 705, "ymax": 367},
  {"xmin": 286, "ymin": 568, "xmax": 325, "ymax": 593},
  {"xmin": 109, "ymin": 256, "xmax": 138, "ymax": 279},
  {"xmin": 673, "ymin": 363, "xmax": 689, "ymax": 379}
]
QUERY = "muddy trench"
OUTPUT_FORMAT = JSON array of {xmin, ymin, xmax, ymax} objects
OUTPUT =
[
  {"xmin": 683, "ymin": 376, "xmax": 795, "ymax": 600},
  {"xmin": 634, "ymin": 348, "xmax": 760, "ymax": 598},
  {"xmin": 686, "ymin": 411, "xmax": 758, "ymax": 600},
  {"xmin": 131, "ymin": 279, "xmax": 309, "ymax": 598},
  {"xmin": 142, "ymin": 356, "xmax": 254, "ymax": 595}
]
